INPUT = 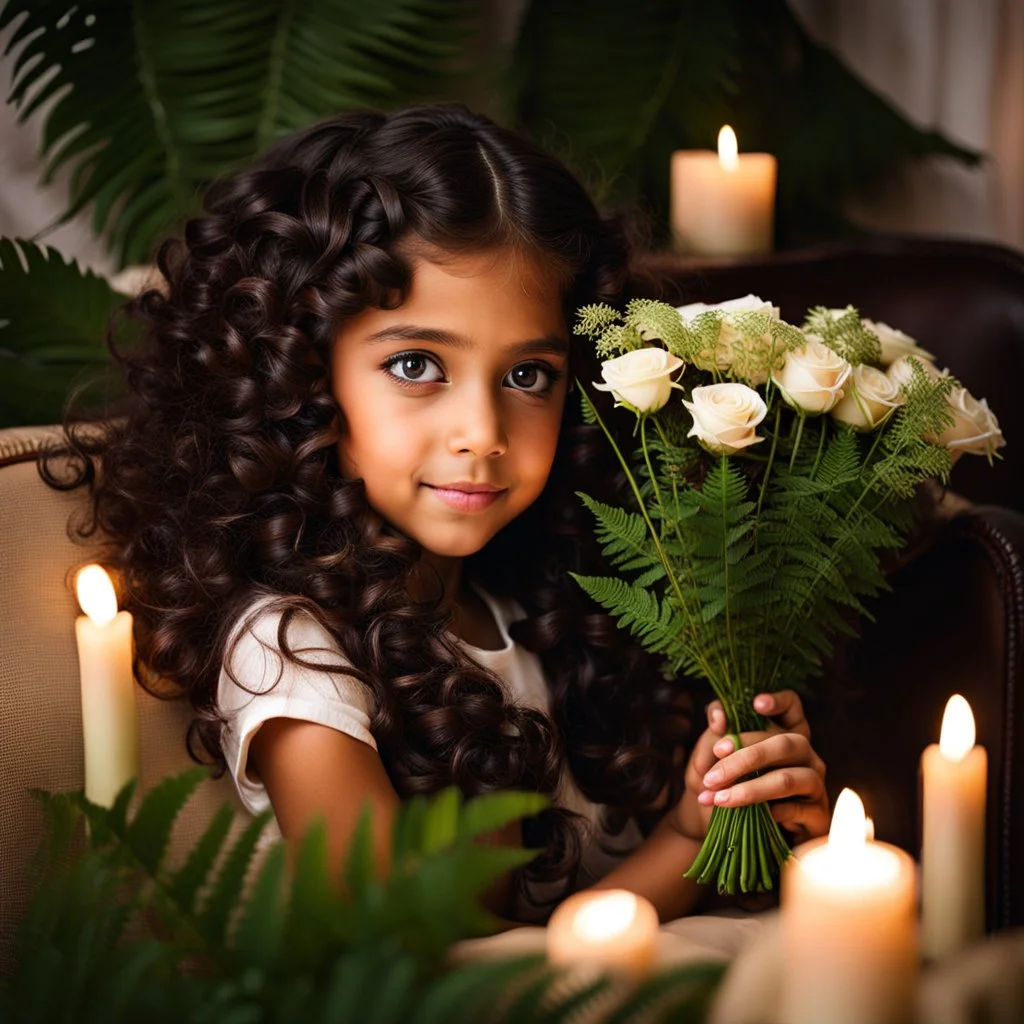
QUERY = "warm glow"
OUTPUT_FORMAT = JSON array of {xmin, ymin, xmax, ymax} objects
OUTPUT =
[
  {"xmin": 571, "ymin": 890, "xmax": 638, "ymax": 942},
  {"xmin": 864, "ymin": 816, "xmax": 875, "ymax": 842},
  {"xmin": 939, "ymin": 694, "xmax": 975, "ymax": 762},
  {"xmin": 76, "ymin": 565, "xmax": 118, "ymax": 625},
  {"xmin": 829, "ymin": 788, "xmax": 867, "ymax": 851},
  {"xmin": 717, "ymin": 125, "xmax": 739, "ymax": 171}
]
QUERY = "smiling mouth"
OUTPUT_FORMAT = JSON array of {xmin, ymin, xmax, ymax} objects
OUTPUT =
[{"xmin": 425, "ymin": 483, "xmax": 507, "ymax": 512}]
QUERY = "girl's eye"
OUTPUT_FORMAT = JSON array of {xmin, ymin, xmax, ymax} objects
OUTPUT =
[
  {"xmin": 505, "ymin": 362, "xmax": 561, "ymax": 394},
  {"xmin": 384, "ymin": 352, "xmax": 446, "ymax": 385}
]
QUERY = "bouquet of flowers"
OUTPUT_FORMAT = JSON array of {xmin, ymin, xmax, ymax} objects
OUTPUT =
[{"xmin": 572, "ymin": 294, "xmax": 1005, "ymax": 894}]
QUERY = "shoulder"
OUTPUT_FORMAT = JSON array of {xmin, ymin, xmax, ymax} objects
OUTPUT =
[{"xmin": 218, "ymin": 596, "xmax": 370, "ymax": 711}]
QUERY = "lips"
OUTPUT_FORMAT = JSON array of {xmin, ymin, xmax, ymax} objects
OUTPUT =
[{"xmin": 425, "ymin": 481, "xmax": 507, "ymax": 513}]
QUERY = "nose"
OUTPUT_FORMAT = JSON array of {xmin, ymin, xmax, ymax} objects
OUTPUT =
[{"xmin": 447, "ymin": 383, "xmax": 508, "ymax": 458}]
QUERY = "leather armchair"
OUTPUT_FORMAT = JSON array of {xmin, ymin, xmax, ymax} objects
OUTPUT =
[{"xmin": 635, "ymin": 236, "xmax": 1024, "ymax": 930}]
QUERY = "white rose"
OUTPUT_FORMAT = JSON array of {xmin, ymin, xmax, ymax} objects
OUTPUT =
[
  {"xmin": 683, "ymin": 383, "xmax": 768, "ymax": 455},
  {"xmin": 831, "ymin": 364, "xmax": 904, "ymax": 431},
  {"xmin": 887, "ymin": 354, "xmax": 946, "ymax": 393},
  {"xmin": 862, "ymin": 319, "xmax": 935, "ymax": 367},
  {"xmin": 930, "ymin": 388, "xmax": 1006, "ymax": 460},
  {"xmin": 676, "ymin": 294, "xmax": 780, "ymax": 385},
  {"xmin": 771, "ymin": 336, "xmax": 852, "ymax": 415},
  {"xmin": 593, "ymin": 347, "xmax": 684, "ymax": 414}
]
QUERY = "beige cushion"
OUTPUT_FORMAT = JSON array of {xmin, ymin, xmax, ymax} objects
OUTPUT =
[{"xmin": 0, "ymin": 425, "xmax": 249, "ymax": 977}]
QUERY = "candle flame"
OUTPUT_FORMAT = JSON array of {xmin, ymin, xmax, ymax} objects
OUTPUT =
[
  {"xmin": 864, "ymin": 816, "xmax": 875, "ymax": 842},
  {"xmin": 718, "ymin": 125, "xmax": 739, "ymax": 171},
  {"xmin": 76, "ymin": 564, "xmax": 118, "ymax": 625},
  {"xmin": 828, "ymin": 788, "xmax": 867, "ymax": 852},
  {"xmin": 939, "ymin": 694, "xmax": 975, "ymax": 762},
  {"xmin": 571, "ymin": 890, "xmax": 638, "ymax": 942}
]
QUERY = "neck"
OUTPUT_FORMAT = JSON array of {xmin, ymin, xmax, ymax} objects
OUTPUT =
[{"xmin": 409, "ymin": 551, "xmax": 464, "ymax": 611}]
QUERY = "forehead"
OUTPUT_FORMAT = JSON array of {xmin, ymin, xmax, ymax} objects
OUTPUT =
[{"xmin": 337, "ymin": 247, "xmax": 569, "ymax": 346}]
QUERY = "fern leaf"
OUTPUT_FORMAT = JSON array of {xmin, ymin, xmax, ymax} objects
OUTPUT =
[
  {"xmin": 197, "ymin": 810, "xmax": 272, "ymax": 945},
  {"xmin": 421, "ymin": 786, "xmax": 461, "ymax": 854},
  {"xmin": 409, "ymin": 956, "xmax": 545, "ymax": 1024},
  {"xmin": 456, "ymin": 791, "xmax": 550, "ymax": 843},
  {"xmin": 165, "ymin": 801, "xmax": 235, "ymax": 916},
  {"xmin": 232, "ymin": 839, "xmax": 287, "ymax": 967},
  {"xmin": 125, "ymin": 767, "xmax": 207, "ymax": 875},
  {"xmin": 571, "ymin": 573, "xmax": 680, "ymax": 656}
]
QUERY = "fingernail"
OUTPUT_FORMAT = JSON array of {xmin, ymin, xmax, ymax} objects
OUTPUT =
[
  {"xmin": 754, "ymin": 695, "xmax": 772, "ymax": 712},
  {"xmin": 698, "ymin": 789, "xmax": 714, "ymax": 806},
  {"xmin": 714, "ymin": 788, "xmax": 732, "ymax": 805},
  {"xmin": 713, "ymin": 738, "xmax": 733, "ymax": 756},
  {"xmin": 703, "ymin": 767, "xmax": 723, "ymax": 786}
]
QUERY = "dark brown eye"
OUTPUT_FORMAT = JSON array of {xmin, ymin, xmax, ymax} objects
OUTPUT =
[
  {"xmin": 384, "ymin": 352, "xmax": 445, "ymax": 384},
  {"xmin": 506, "ymin": 362, "xmax": 557, "ymax": 393}
]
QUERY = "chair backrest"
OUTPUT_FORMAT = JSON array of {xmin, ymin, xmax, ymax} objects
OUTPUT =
[
  {"xmin": 636, "ymin": 235, "xmax": 1024, "ymax": 513},
  {"xmin": 0, "ymin": 425, "xmax": 247, "ymax": 977}
]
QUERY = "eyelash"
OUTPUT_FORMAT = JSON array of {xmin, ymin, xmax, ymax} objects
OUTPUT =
[{"xmin": 381, "ymin": 350, "xmax": 564, "ymax": 396}]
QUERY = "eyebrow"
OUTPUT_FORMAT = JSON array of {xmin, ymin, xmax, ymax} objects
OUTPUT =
[{"xmin": 364, "ymin": 324, "xmax": 570, "ymax": 358}]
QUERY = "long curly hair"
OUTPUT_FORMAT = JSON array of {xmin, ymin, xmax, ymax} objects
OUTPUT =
[{"xmin": 43, "ymin": 104, "xmax": 690, "ymax": 904}]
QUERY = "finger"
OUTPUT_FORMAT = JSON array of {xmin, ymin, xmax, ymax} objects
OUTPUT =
[
  {"xmin": 703, "ymin": 733, "xmax": 825, "ymax": 790},
  {"xmin": 686, "ymin": 726, "xmax": 730, "ymax": 788},
  {"xmin": 709, "ymin": 765, "xmax": 827, "ymax": 808},
  {"xmin": 704, "ymin": 700, "xmax": 728, "ymax": 735},
  {"xmin": 753, "ymin": 690, "xmax": 810, "ymax": 737},
  {"xmin": 770, "ymin": 799, "xmax": 831, "ymax": 841}
]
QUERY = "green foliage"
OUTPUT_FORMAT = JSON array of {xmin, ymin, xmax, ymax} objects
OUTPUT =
[
  {"xmin": 803, "ymin": 306, "xmax": 882, "ymax": 366},
  {"xmin": 0, "ymin": 238, "xmax": 125, "ymax": 427},
  {"xmin": 572, "ymin": 296, "xmax": 974, "ymax": 892},
  {"xmin": 0, "ymin": 0, "xmax": 472, "ymax": 266},
  {"xmin": 2, "ymin": 772, "xmax": 724, "ymax": 1022},
  {"xmin": 511, "ymin": 0, "xmax": 978, "ymax": 245}
]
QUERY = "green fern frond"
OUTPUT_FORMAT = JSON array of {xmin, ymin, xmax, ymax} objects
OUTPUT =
[
  {"xmin": 571, "ymin": 572, "xmax": 681, "ymax": 656},
  {"xmin": 803, "ymin": 305, "xmax": 882, "ymax": 365},
  {"xmin": 125, "ymin": 768, "xmax": 208, "ymax": 875},
  {"xmin": 456, "ymin": 791, "xmax": 550, "ymax": 842},
  {"xmin": 577, "ymin": 491, "xmax": 658, "ymax": 572},
  {"xmin": 623, "ymin": 298, "xmax": 689, "ymax": 356},
  {"xmin": 166, "ymin": 802, "xmax": 236, "ymax": 916},
  {"xmin": 198, "ymin": 810, "xmax": 273, "ymax": 946},
  {"xmin": 574, "ymin": 303, "xmax": 621, "ymax": 338},
  {"xmin": 233, "ymin": 841, "xmax": 288, "ymax": 968}
]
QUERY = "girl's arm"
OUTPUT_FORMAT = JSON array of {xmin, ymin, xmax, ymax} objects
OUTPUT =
[{"xmin": 250, "ymin": 718, "xmax": 519, "ymax": 915}]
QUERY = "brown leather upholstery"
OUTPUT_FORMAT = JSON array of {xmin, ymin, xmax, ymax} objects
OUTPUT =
[{"xmin": 634, "ymin": 238, "xmax": 1024, "ymax": 929}]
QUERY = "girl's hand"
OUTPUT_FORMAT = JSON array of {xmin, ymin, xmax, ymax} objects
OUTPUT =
[{"xmin": 675, "ymin": 690, "xmax": 829, "ymax": 846}]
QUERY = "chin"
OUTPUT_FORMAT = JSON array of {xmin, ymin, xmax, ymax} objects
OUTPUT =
[{"xmin": 414, "ymin": 528, "xmax": 496, "ymax": 560}]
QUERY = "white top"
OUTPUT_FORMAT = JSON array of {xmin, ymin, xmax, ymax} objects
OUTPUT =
[{"xmin": 217, "ymin": 588, "xmax": 643, "ymax": 911}]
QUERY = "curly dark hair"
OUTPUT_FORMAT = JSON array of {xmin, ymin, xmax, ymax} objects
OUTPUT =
[{"xmin": 43, "ymin": 104, "xmax": 690, "ymax": 906}]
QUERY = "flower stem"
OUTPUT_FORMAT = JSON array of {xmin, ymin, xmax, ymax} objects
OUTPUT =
[{"xmin": 788, "ymin": 413, "xmax": 807, "ymax": 471}]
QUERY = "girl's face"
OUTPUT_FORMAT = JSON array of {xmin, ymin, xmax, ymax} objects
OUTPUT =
[{"xmin": 331, "ymin": 248, "xmax": 570, "ymax": 561}]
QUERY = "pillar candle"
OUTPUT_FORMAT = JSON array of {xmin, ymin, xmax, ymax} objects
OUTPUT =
[
  {"xmin": 74, "ymin": 564, "xmax": 139, "ymax": 807},
  {"xmin": 780, "ymin": 789, "xmax": 918, "ymax": 1024},
  {"xmin": 921, "ymin": 694, "xmax": 987, "ymax": 960},
  {"xmin": 547, "ymin": 889, "xmax": 659, "ymax": 979},
  {"xmin": 670, "ymin": 125, "xmax": 777, "ymax": 257}
]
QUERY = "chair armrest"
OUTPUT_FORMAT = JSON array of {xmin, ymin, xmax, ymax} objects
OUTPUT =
[{"xmin": 809, "ymin": 504, "xmax": 1024, "ymax": 930}]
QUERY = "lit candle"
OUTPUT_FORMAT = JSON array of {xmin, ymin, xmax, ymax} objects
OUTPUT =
[
  {"xmin": 547, "ymin": 889, "xmax": 659, "ymax": 979},
  {"xmin": 921, "ymin": 694, "xmax": 987, "ymax": 960},
  {"xmin": 670, "ymin": 125, "xmax": 777, "ymax": 257},
  {"xmin": 780, "ymin": 789, "xmax": 918, "ymax": 1024},
  {"xmin": 74, "ymin": 565, "xmax": 139, "ymax": 807}
]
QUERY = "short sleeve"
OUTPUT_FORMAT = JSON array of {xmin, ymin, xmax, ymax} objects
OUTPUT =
[{"xmin": 217, "ymin": 601, "xmax": 377, "ymax": 814}]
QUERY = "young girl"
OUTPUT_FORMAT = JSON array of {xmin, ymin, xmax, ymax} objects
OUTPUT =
[{"xmin": 49, "ymin": 104, "xmax": 829, "ymax": 923}]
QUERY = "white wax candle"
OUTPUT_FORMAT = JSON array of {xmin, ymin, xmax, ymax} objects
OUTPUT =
[
  {"xmin": 547, "ymin": 889, "xmax": 658, "ymax": 979},
  {"xmin": 921, "ymin": 694, "xmax": 987, "ymax": 960},
  {"xmin": 74, "ymin": 565, "xmax": 139, "ymax": 808},
  {"xmin": 670, "ymin": 125, "xmax": 777, "ymax": 257},
  {"xmin": 780, "ymin": 789, "xmax": 918, "ymax": 1024}
]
